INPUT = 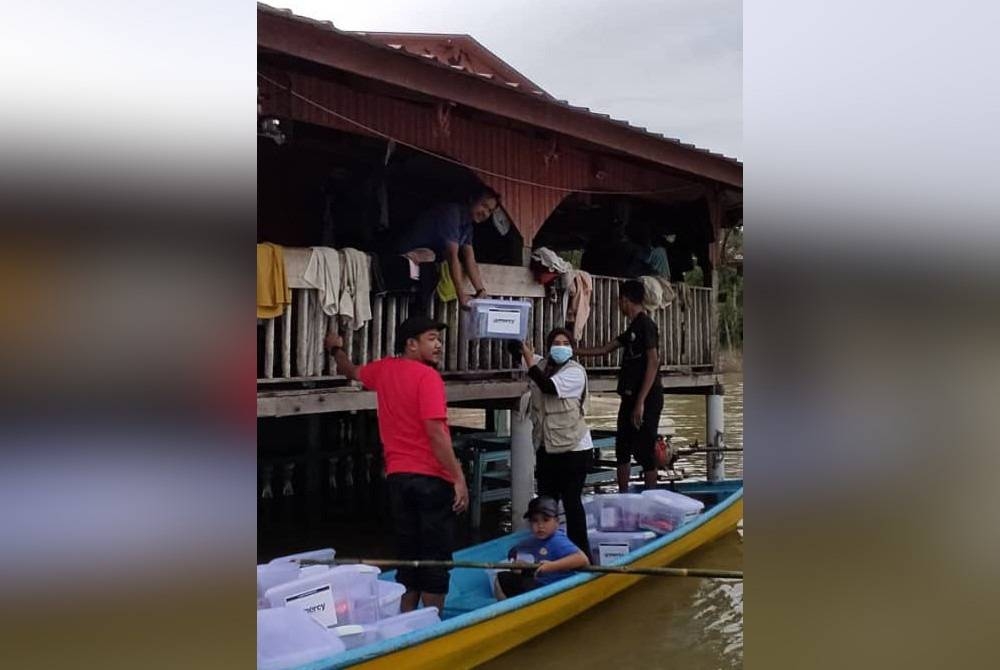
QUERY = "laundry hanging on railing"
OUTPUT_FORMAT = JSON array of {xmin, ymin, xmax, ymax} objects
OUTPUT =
[
  {"xmin": 436, "ymin": 261, "xmax": 458, "ymax": 303},
  {"xmin": 301, "ymin": 246, "xmax": 373, "ymax": 330},
  {"xmin": 257, "ymin": 242, "xmax": 291, "ymax": 319},
  {"xmin": 530, "ymin": 247, "xmax": 573, "ymax": 286},
  {"xmin": 302, "ymin": 247, "xmax": 342, "ymax": 316},
  {"xmin": 565, "ymin": 270, "xmax": 594, "ymax": 341},
  {"xmin": 639, "ymin": 275, "xmax": 677, "ymax": 312},
  {"xmin": 339, "ymin": 248, "xmax": 372, "ymax": 331}
]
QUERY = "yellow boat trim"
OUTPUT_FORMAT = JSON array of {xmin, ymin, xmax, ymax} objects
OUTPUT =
[{"xmin": 350, "ymin": 497, "xmax": 742, "ymax": 670}]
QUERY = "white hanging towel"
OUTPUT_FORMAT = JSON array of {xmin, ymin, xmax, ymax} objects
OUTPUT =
[
  {"xmin": 339, "ymin": 248, "xmax": 373, "ymax": 331},
  {"xmin": 302, "ymin": 247, "xmax": 342, "ymax": 317}
]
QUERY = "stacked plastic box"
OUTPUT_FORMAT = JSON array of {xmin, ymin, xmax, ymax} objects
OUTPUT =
[
  {"xmin": 586, "ymin": 494, "xmax": 655, "ymax": 565},
  {"xmin": 588, "ymin": 529, "xmax": 658, "ymax": 565},
  {"xmin": 638, "ymin": 489, "xmax": 704, "ymax": 534},
  {"xmin": 257, "ymin": 607, "xmax": 346, "ymax": 670},
  {"xmin": 257, "ymin": 547, "xmax": 441, "ymax": 662},
  {"xmin": 257, "ymin": 548, "xmax": 336, "ymax": 607}
]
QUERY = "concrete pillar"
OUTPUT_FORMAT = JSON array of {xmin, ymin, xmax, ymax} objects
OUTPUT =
[
  {"xmin": 706, "ymin": 393, "xmax": 726, "ymax": 482},
  {"xmin": 510, "ymin": 399, "xmax": 535, "ymax": 529}
]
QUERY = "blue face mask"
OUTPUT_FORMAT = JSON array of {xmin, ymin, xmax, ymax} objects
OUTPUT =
[{"xmin": 549, "ymin": 345, "xmax": 573, "ymax": 364}]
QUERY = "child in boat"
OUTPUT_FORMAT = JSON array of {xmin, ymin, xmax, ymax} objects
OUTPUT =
[{"xmin": 494, "ymin": 496, "xmax": 590, "ymax": 599}]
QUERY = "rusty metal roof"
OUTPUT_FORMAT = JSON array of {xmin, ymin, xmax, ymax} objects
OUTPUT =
[
  {"xmin": 351, "ymin": 31, "xmax": 552, "ymax": 97},
  {"xmin": 257, "ymin": 3, "xmax": 742, "ymax": 174}
]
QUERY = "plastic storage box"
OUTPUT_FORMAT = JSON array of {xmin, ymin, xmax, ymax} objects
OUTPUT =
[
  {"xmin": 335, "ymin": 565, "xmax": 382, "ymax": 625},
  {"xmin": 587, "ymin": 529, "xmax": 657, "ymax": 565},
  {"xmin": 593, "ymin": 493, "xmax": 644, "ymax": 532},
  {"xmin": 333, "ymin": 624, "xmax": 378, "ymax": 651},
  {"xmin": 638, "ymin": 489, "xmax": 705, "ymax": 534},
  {"xmin": 258, "ymin": 606, "xmax": 345, "ymax": 670},
  {"xmin": 264, "ymin": 565, "xmax": 380, "ymax": 628},
  {"xmin": 257, "ymin": 562, "xmax": 300, "ymax": 599},
  {"xmin": 376, "ymin": 607, "xmax": 441, "ymax": 640},
  {"xmin": 377, "ymin": 580, "xmax": 407, "ymax": 619},
  {"xmin": 462, "ymin": 299, "xmax": 531, "ymax": 340},
  {"xmin": 582, "ymin": 494, "xmax": 597, "ymax": 530}
]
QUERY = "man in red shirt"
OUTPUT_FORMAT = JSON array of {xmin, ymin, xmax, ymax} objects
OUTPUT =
[{"xmin": 325, "ymin": 315, "xmax": 468, "ymax": 612}]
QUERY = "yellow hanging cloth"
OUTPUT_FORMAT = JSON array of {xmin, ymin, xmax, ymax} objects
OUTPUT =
[
  {"xmin": 436, "ymin": 261, "xmax": 458, "ymax": 303},
  {"xmin": 257, "ymin": 242, "xmax": 291, "ymax": 318}
]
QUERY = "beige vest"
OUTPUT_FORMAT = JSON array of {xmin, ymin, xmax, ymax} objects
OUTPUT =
[{"xmin": 529, "ymin": 359, "xmax": 588, "ymax": 454}]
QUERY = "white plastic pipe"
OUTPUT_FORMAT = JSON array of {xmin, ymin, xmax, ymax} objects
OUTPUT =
[
  {"xmin": 510, "ymin": 396, "xmax": 535, "ymax": 529},
  {"xmin": 706, "ymin": 394, "xmax": 726, "ymax": 482}
]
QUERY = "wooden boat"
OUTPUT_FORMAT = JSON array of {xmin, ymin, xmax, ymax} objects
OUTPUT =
[{"xmin": 295, "ymin": 479, "xmax": 743, "ymax": 670}]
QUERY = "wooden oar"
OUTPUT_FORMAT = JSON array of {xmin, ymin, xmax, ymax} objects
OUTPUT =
[{"xmin": 300, "ymin": 557, "xmax": 742, "ymax": 580}]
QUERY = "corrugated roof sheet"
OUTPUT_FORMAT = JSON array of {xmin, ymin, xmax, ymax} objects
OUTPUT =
[{"xmin": 257, "ymin": 3, "xmax": 741, "ymax": 168}]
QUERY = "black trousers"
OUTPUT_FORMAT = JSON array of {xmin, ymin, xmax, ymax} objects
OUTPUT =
[
  {"xmin": 536, "ymin": 448, "xmax": 592, "ymax": 557},
  {"xmin": 386, "ymin": 473, "xmax": 456, "ymax": 594}
]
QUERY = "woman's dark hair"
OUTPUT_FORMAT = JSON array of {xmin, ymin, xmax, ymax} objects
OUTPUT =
[
  {"xmin": 545, "ymin": 327, "xmax": 576, "ymax": 350},
  {"xmin": 620, "ymin": 280, "xmax": 645, "ymax": 305}
]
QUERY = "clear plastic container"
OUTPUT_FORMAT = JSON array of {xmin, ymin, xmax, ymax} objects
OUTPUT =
[
  {"xmin": 593, "ymin": 493, "xmax": 644, "ymax": 531},
  {"xmin": 638, "ymin": 489, "xmax": 705, "ymax": 534},
  {"xmin": 376, "ymin": 580, "xmax": 407, "ymax": 619},
  {"xmin": 376, "ymin": 607, "xmax": 441, "ymax": 640},
  {"xmin": 332, "ymin": 565, "xmax": 381, "ymax": 625},
  {"xmin": 264, "ymin": 569, "xmax": 356, "ymax": 628},
  {"xmin": 333, "ymin": 624, "xmax": 378, "ymax": 650},
  {"xmin": 462, "ymin": 299, "xmax": 532, "ymax": 340},
  {"xmin": 257, "ymin": 562, "xmax": 300, "ymax": 599},
  {"xmin": 582, "ymin": 494, "xmax": 597, "ymax": 530},
  {"xmin": 257, "ymin": 606, "xmax": 345, "ymax": 670},
  {"xmin": 587, "ymin": 529, "xmax": 657, "ymax": 565}
]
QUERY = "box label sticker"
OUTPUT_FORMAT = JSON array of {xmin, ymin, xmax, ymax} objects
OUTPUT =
[
  {"xmin": 598, "ymin": 543, "xmax": 630, "ymax": 565},
  {"xmin": 486, "ymin": 309, "xmax": 521, "ymax": 335},
  {"xmin": 285, "ymin": 584, "xmax": 338, "ymax": 628}
]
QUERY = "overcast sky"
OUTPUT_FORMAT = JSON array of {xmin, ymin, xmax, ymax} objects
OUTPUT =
[{"xmin": 270, "ymin": 0, "xmax": 742, "ymax": 159}]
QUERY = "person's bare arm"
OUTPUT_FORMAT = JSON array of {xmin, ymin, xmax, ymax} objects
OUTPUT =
[
  {"xmin": 445, "ymin": 242, "xmax": 472, "ymax": 309},
  {"xmin": 534, "ymin": 548, "xmax": 590, "ymax": 575},
  {"xmin": 425, "ymin": 418, "xmax": 469, "ymax": 512},
  {"xmin": 575, "ymin": 340, "xmax": 621, "ymax": 357},
  {"xmin": 461, "ymin": 244, "xmax": 487, "ymax": 298},
  {"xmin": 325, "ymin": 331, "xmax": 359, "ymax": 381}
]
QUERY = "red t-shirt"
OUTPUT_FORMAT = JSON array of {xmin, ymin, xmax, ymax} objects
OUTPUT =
[{"xmin": 358, "ymin": 357, "xmax": 453, "ymax": 482}]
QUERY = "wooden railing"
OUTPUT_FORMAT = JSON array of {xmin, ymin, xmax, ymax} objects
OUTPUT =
[
  {"xmin": 257, "ymin": 256, "xmax": 714, "ymax": 383},
  {"xmin": 581, "ymin": 276, "xmax": 715, "ymax": 371}
]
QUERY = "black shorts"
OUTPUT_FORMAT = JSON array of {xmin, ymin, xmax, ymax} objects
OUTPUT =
[
  {"xmin": 386, "ymin": 473, "xmax": 456, "ymax": 594},
  {"xmin": 497, "ymin": 570, "xmax": 538, "ymax": 598},
  {"xmin": 615, "ymin": 392, "xmax": 664, "ymax": 472}
]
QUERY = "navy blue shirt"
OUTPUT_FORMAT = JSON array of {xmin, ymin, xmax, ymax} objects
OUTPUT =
[
  {"xmin": 396, "ymin": 202, "xmax": 474, "ymax": 260},
  {"xmin": 511, "ymin": 529, "xmax": 581, "ymax": 586}
]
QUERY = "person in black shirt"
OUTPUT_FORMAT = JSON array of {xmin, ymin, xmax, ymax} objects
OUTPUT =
[{"xmin": 577, "ymin": 280, "xmax": 663, "ymax": 491}]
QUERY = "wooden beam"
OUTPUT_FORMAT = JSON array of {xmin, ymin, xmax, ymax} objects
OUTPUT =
[
  {"xmin": 258, "ymin": 380, "xmax": 531, "ymax": 417},
  {"xmin": 258, "ymin": 373, "xmax": 720, "ymax": 416}
]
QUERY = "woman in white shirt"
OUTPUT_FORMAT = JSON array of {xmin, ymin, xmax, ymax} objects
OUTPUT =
[{"xmin": 520, "ymin": 328, "xmax": 593, "ymax": 557}]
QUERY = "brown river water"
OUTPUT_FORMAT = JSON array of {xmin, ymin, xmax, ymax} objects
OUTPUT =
[{"xmin": 477, "ymin": 372, "xmax": 744, "ymax": 670}]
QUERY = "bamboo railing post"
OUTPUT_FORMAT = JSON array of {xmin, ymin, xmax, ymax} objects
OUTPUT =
[
  {"xmin": 295, "ymin": 289, "xmax": 309, "ymax": 377},
  {"xmin": 447, "ymin": 299, "xmax": 459, "ymax": 371},
  {"xmin": 386, "ymin": 296, "xmax": 397, "ymax": 358},
  {"xmin": 371, "ymin": 295, "xmax": 383, "ymax": 361},
  {"xmin": 281, "ymin": 299, "xmax": 292, "ymax": 378},
  {"xmin": 314, "ymin": 294, "xmax": 326, "ymax": 376},
  {"xmin": 263, "ymin": 317, "xmax": 275, "ymax": 379}
]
